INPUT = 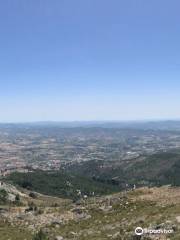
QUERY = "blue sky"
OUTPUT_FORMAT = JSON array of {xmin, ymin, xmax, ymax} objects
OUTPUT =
[{"xmin": 0, "ymin": 0, "xmax": 180, "ymax": 122}]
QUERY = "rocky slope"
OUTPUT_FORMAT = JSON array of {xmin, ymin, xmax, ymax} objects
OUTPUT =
[{"xmin": 1, "ymin": 183, "xmax": 180, "ymax": 239}]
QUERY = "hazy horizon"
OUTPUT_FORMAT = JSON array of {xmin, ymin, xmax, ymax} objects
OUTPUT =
[{"xmin": 1, "ymin": 119, "xmax": 180, "ymax": 124}]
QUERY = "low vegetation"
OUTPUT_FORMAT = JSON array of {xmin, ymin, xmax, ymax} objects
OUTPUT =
[{"xmin": 5, "ymin": 170, "xmax": 119, "ymax": 200}]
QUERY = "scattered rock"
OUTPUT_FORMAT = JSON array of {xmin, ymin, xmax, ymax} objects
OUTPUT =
[{"xmin": 55, "ymin": 236, "xmax": 64, "ymax": 240}]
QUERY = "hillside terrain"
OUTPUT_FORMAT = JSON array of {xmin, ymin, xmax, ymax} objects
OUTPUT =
[
  {"xmin": 6, "ymin": 151, "xmax": 180, "ymax": 197},
  {"xmin": 65, "ymin": 151, "xmax": 180, "ymax": 189},
  {"xmin": 1, "ymin": 183, "xmax": 180, "ymax": 239},
  {"xmin": 5, "ymin": 170, "xmax": 119, "ymax": 200}
]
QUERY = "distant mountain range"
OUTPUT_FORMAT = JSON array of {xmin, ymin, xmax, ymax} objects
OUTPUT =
[{"xmin": 1, "ymin": 120, "xmax": 180, "ymax": 130}]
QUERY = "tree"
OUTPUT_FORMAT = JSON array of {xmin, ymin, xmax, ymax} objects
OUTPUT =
[
  {"xmin": 28, "ymin": 201, "xmax": 37, "ymax": 211},
  {"xmin": 15, "ymin": 194, "xmax": 20, "ymax": 202},
  {"xmin": 0, "ymin": 189, "xmax": 8, "ymax": 204},
  {"xmin": 29, "ymin": 192, "xmax": 37, "ymax": 199},
  {"xmin": 14, "ymin": 193, "xmax": 21, "ymax": 206}
]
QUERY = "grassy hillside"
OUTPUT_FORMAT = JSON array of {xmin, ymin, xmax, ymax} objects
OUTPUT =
[
  {"xmin": 2, "ymin": 186, "xmax": 180, "ymax": 240},
  {"xmin": 0, "ymin": 222, "xmax": 32, "ymax": 240}
]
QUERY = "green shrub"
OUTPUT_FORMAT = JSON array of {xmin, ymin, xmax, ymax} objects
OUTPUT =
[{"xmin": 32, "ymin": 229, "xmax": 48, "ymax": 240}]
